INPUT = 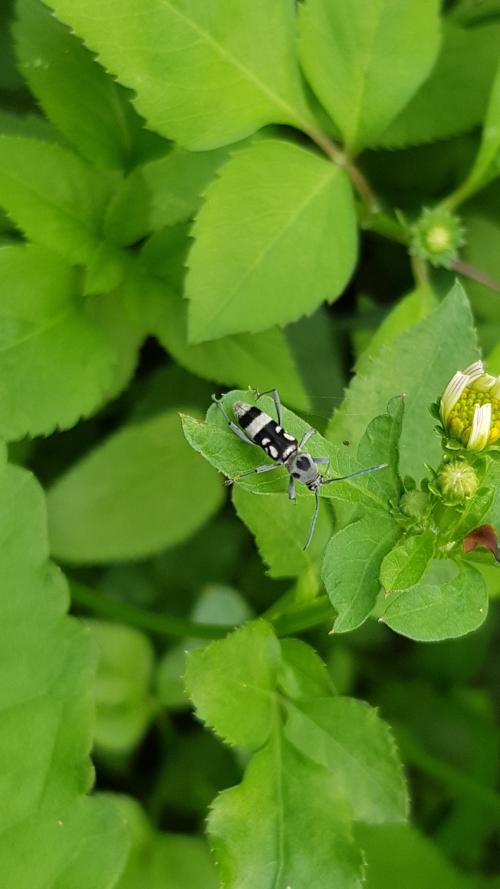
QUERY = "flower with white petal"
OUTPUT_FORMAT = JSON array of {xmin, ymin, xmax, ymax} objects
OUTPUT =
[{"xmin": 440, "ymin": 361, "xmax": 500, "ymax": 451}]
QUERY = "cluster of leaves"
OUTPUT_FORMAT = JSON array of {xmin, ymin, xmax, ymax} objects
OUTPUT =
[{"xmin": 1, "ymin": 0, "xmax": 500, "ymax": 887}]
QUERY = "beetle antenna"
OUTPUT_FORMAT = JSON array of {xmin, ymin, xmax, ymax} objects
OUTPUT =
[{"xmin": 321, "ymin": 463, "xmax": 388, "ymax": 484}]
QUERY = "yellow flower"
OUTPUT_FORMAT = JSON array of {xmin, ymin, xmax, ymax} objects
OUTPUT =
[{"xmin": 440, "ymin": 361, "xmax": 500, "ymax": 451}]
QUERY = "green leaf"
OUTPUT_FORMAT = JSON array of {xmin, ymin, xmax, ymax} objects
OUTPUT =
[
  {"xmin": 0, "ymin": 136, "xmax": 117, "ymax": 263},
  {"xmin": 356, "ymin": 395, "xmax": 404, "ymax": 502},
  {"xmin": 0, "ymin": 244, "xmax": 120, "ymax": 440},
  {"xmin": 183, "ymin": 390, "xmax": 396, "ymax": 513},
  {"xmin": 322, "ymin": 510, "xmax": 401, "ymax": 633},
  {"xmin": 13, "ymin": 0, "xmax": 145, "ymax": 169},
  {"xmin": 208, "ymin": 734, "xmax": 363, "ymax": 889},
  {"xmin": 0, "ymin": 460, "xmax": 128, "ymax": 887},
  {"xmin": 89, "ymin": 620, "xmax": 156, "ymax": 755},
  {"xmin": 184, "ymin": 620, "xmax": 281, "ymax": 749},
  {"xmin": 186, "ymin": 139, "xmax": 357, "ymax": 341},
  {"xmin": 232, "ymin": 486, "xmax": 333, "ymax": 578},
  {"xmin": 137, "ymin": 261, "xmax": 311, "ymax": 414},
  {"xmin": 382, "ymin": 560, "xmax": 488, "ymax": 641},
  {"xmin": 380, "ymin": 21, "xmax": 500, "ymax": 148},
  {"xmin": 299, "ymin": 0, "xmax": 441, "ymax": 153},
  {"xmin": 285, "ymin": 697, "xmax": 408, "ymax": 824},
  {"xmin": 278, "ymin": 638, "xmax": 334, "ymax": 700},
  {"xmin": 111, "ymin": 795, "xmax": 217, "ymax": 889},
  {"xmin": 47, "ymin": 409, "xmax": 224, "ymax": 563},
  {"xmin": 104, "ymin": 146, "xmax": 230, "ymax": 247},
  {"xmin": 0, "ymin": 108, "xmax": 62, "ymax": 143},
  {"xmin": 380, "ymin": 531, "xmax": 436, "ymax": 593},
  {"xmin": 357, "ymin": 823, "xmax": 472, "ymax": 889},
  {"xmin": 328, "ymin": 283, "xmax": 479, "ymax": 480},
  {"xmin": 44, "ymin": 0, "xmax": 313, "ymax": 149},
  {"xmin": 451, "ymin": 60, "xmax": 500, "ymax": 203},
  {"xmin": 355, "ymin": 286, "xmax": 438, "ymax": 375}
]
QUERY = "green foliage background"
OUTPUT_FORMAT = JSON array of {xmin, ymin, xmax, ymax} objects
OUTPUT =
[{"xmin": 1, "ymin": 0, "xmax": 500, "ymax": 886}]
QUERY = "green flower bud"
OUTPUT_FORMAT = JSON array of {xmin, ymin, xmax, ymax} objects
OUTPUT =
[
  {"xmin": 410, "ymin": 207, "xmax": 465, "ymax": 268},
  {"xmin": 440, "ymin": 360, "xmax": 500, "ymax": 451},
  {"xmin": 437, "ymin": 460, "xmax": 479, "ymax": 502},
  {"xmin": 399, "ymin": 490, "xmax": 430, "ymax": 520}
]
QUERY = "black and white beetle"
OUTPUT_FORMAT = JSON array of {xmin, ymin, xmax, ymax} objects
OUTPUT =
[{"xmin": 213, "ymin": 389, "xmax": 388, "ymax": 550}]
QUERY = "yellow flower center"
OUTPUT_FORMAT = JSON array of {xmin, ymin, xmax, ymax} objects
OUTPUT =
[
  {"xmin": 425, "ymin": 225, "xmax": 451, "ymax": 252},
  {"xmin": 448, "ymin": 385, "xmax": 500, "ymax": 446}
]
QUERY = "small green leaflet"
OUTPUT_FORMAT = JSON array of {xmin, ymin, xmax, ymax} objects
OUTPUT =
[
  {"xmin": 0, "ymin": 245, "xmax": 120, "ymax": 440},
  {"xmin": 381, "ymin": 561, "xmax": 488, "ymax": 641},
  {"xmin": 322, "ymin": 510, "xmax": 401, "ymax": 633},
  {"xmin": 14, "ymin": 0, "xmax": 146, "ymax": 169},
  {"xmin": 186, "ymin": 139, "xmax": 357, "ymax": 341},
  {"xmin": 0, "ymin": 459, "xmax": 128, "ymax": 888},
  {"xmin": 380, "ymin": 532, "xmax": 436, "ymax": 593},
  {"xmin": 299, "ymin": 0, "xmax": 441, "ymax": 153},
  {"xmin": 48, "ymin": 410, "xmax": 224, "ymax": 563},
  {"xmin": 0, "ymin": 135, "xmax": 117, "ymax": 264},
  {"xmin": 44, "ymin": 0, "xmax": 313, "ymax": 149},
  {"xmin": 104, "ymin": 146, "xmax": 230, "ymax": 247}
]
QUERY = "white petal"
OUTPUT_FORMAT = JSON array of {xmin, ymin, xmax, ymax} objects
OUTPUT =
[
  {"xmin": 467, "ymin": 402, "xmax": 492, "ymax": 451},
  {"xmin": 463, "ymin": 360, "xmax": 484, "ymax": 379},
  {"xmin": 440, "ymin": 372, "xmax": 469, "ymax": 423}
]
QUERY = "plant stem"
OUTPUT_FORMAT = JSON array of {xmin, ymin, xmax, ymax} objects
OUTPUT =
[
  {"xmin": 70, "ymin": 580, "xmax": 233, "ymax": 640},
  {"xmin": 451, "ymin": 257, "xmax": 500, "ymax": 295},
  {"xmin": 70, "ymin": 581, "xmax": 333, "ymax": 641},
  {"xmin": 306, "ymin": 128, "xmax": 380, "ymax": 212}
]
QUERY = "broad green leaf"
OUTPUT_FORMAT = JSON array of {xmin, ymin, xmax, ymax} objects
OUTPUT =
[
  {"xmin": 186, "ymin": 139, "xmax": 357, "ymax": 341},
  {"xmin": 209, "ymin": 734, "xmax": 363, "ymax": 889},
  {"xmin": 322, "ymin": 510, "xmax": 401, "ymax": 633},
  {"xmin": 0, "ymin": 136, "xmax": 117, "ymax": 264},
  {"xmin": 382, "ymin": 560, "xmax": 488, "ymax": 641},
  {"xmin": 183, "ymin": 390, "xmax": 398, "ymax": 513},
  {"xmin": 184, "ymin": 620, "xmax": 281, "ymax": 749},
  {"xmin": 14, "ymin": 0, "xmax": 146, "ymax": 169},
  {"xmin": 44, "ymin": 0, "xmax": 313, "ymax": 149},
  {"xmin": 47, "ymin": 410, "xmax": 224, "ymax": 562},
  {"xmin": 380, "ymin": 531, "xmax": 436, "ymax": 593},
  {"xmin": 380, "ymin": 22, "xmax": 500, "ymax": 148},
  {"xmin": 104, "ymin": 146, "xmax": 230, "ymax": 247},
  {"xmin": 355, "ymin": 286, "xmax": 438, "ymax": 374},
  {"xmin": 0, "ymin": 460, "xmax": 128, "ymax": 887},
  {"xmin": 278, "ymin": 638, "xmax": 334, "ymax": 700},
  {"xmin": 0, "ymin": 244, "xmax": 119, "ymax": 440},
  {"xmin": 357, "ymin": 823, "xmax": 472, "ymax": 889},
  {"xmin": 356, "ymin": 395, "xmax": 404, "ymax": 502},
  {"xmin": 111, "ymin": 795, "xmax": 217, "ymax": 889},
  {"xmin": 450, "ymin": 61, "xmax": 500, "ymax": 202},
  {"xmin": 89, "ymin": 620, "xmax": 156, "ymax": 755},
  {"xmin": 328, "ymin": 283, "xmax": 479, "ymax": 480},
  {"xmin": 299, "ymin": 0, "xmax": 441, "ymax": 153},
  {"xmin": 232, "ymin": 486, "xmax": 333, "ymax": 578},
  {"xmin": 285, "ymin": 697, "xmax": 408, "ymax": 824}
]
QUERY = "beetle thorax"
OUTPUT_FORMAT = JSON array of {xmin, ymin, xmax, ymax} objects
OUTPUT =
[{"xmin": 285, "ymin": 451, "xmax": 320, "ymax": 487}]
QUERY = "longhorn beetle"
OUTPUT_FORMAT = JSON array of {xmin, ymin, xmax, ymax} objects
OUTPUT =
[{"xmin": 212, "ymin": 389, "xmax": 388, "ymax": 550}]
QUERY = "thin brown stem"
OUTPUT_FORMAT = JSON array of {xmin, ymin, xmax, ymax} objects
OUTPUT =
[
  {"xmin": 306, "ymin": 128, "xmax": 380, "ymax": 212},
  {"xmin": 451, "ymin": 258, "xmax": 500, "ymax": 295}
]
